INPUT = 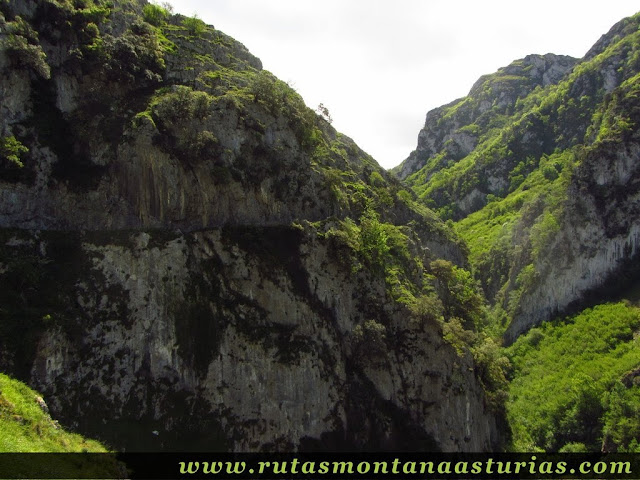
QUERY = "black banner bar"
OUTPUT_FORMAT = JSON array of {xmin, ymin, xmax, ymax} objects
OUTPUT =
[{"xmin": 0, "ymin": 452, "xmax": 639, "ymax": 479}]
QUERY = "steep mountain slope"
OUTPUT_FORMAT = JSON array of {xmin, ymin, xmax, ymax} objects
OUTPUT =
[
  {"xmin": 397, "ymin": 12, "xmax": 640, "ymax": 341},
  {"xmin": 0, "ymin": 0, "xmax": 503, "ymax": 451},
  {"xmin": 393, "ymin": 53, "xmax": 577, "ymax": 186}
]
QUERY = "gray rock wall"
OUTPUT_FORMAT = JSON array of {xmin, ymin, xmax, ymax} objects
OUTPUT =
[
  {"xmin": 506, "ymin": 141, "xmax": 640, "ymax": 343},
  {"xmin": 2, "ymin": 227, "xmax": 499, "ymax": 451}
]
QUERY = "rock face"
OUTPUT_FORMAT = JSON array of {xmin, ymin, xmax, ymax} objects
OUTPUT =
[
  {"xmin": 2, "ymin": 226, "xmax": 498, "ymax": 451},
  {"xmin": 503, "ymin": 16, "xmax": 640, "ymax": 341},
  {"xmin": 0, "ymin": 0, "xmax": 501, "ymax": 451},
  {"xmin": 506, "ymin": 123, "xmax": 640, "ymax": 342}
]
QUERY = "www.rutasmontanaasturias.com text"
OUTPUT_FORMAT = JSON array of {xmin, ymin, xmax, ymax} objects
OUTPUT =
[{"xmin": 177, "ymin": 455, "xmax": 633, "ymax": 478}]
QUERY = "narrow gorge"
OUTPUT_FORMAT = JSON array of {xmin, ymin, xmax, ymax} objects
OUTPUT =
[{"xmin": 1, "ymin": 0, "xmax": 639, "ymax": 454}]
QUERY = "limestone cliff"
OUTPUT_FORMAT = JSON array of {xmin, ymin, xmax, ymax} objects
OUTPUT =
[
  {"xmin": 0, "ymin": 226, "xmax": 499, "ymax": 451},
  {"xmin": 505, "ymin": 78, "xmax": 640, "ymax": 341},
  {"xmin": 0, "ymin": 0, "xmax": 501, "ymax": 451}
]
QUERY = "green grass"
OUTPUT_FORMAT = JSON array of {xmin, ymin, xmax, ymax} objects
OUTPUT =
[{"xmin": 0, "ymin": 373, "xmax": 108, "ymax": 452}]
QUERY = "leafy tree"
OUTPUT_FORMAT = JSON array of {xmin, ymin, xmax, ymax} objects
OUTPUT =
[
  {"xmin": 441, "ymin": 316, "xmax": 476, "ymax": 356},
  {"xmin": 249, "ymin": 71, "xmax": 285, "ymax": 115},
  {"xmin": 409, "ymin": 291, "xmax": 444, "ymax": 327},
  {"xmin": 316, "ymin": 103, "xmax": 332, "ymax": 124}
]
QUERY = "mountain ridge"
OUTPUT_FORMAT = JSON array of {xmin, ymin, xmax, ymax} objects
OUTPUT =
[
  {"xmin": 395, "ymin": 11, "xmax": 640, "ymax": 341},
  {"xmin": 392, "ymin": 53, "xmax": 578, "ymax": 182}
]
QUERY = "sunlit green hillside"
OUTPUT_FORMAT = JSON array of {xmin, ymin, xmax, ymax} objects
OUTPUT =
[
  {"xmin": 0, "ymin": 372, "xmax": 108, "ymax": 452},
  {"xmin": 506, "ymin": 302, "xmax": 640, "ymax": 452}
]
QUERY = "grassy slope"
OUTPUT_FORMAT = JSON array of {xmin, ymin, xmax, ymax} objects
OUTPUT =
[{"xmin": 0, "ymin": 372, "xmax": 108, "ymax": 452}]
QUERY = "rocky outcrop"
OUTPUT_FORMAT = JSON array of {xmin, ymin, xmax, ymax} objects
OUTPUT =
[
  {"xmin": 396, "ymin": 11, "xmax": 640, "ymax": 344},
  {"xmin": 502, "ymin": 17, "xmax": 640, "ymax": 341}
]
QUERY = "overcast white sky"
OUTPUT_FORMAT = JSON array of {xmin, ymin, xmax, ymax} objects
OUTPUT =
[{"xmin": 164, "ymin": 1, "xmax": 638, "ymax": 169}]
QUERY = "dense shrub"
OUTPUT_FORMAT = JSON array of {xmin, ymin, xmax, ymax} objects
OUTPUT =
[
  {"xmin": 430, "ymin": 259, "xmax": 485, "ymax": 328},
  {"xmin": 0, "ymin": 136, "xmax": 28, "ymax": 168},
  {"xmin": 3, "ymin": 16, "xmax": 50, "ymax": 78},
  {"xmin": 103, "ymin": 21, "xmax": 166, "ymax": 84},
  {"xmin": 147, "ymin": 86, "xmax": 219, "ymax": 162},
  {"xmin": 151, "ymin": 85, "xmax": 212, "ymax": 127},
  {"xmin": 409, "ymin": 292, "xmax": 444, "ymax": 326},
  {"xmin": 506, "ymin": 302, "xmax": 640, "ymax": 451},
  {"xmin": 352, "ymin": 319, "xmax": 387, "ymax": 362},
  {"xmin": 358, "ymin": 207, "xmax": 391, "ymax": 273},
  {"xmin": 181, "ymin": 15, "xmax": 206, "ymax": 36},
  {"xmin": 143, "ymin": 3, "xmax": 169, "ymax": 26}
]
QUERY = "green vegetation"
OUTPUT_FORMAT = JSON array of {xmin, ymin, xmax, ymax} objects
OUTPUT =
[
  {"xmin": 357, "ymin": 207, "xmax": 396, "ymax": 273},
  {"xmin": 0, "ymin": 373, "xmax": 108, "ymax": 451},
  {"xmin": 352, "ymin": 319, "xmax": 387, "ymax": 361},
  {"xmin": 398, "ymin": 12, "xmax": 640, "ymax": 452},
  {"xmin": 102, "ymin": 19, "xmax": 167, "ymax": 83},
  {"xmin": 0, "ymin": 0, "xmax": 174, "ymax": 84},
  {"xmin": 1, "ymin": 15, "xmax": 50, "ymax": 78},
  {"xmin": 247, "ymin": 70, "xmax": 318, "ymax": 148},
  {"xmin": 320, "ymin": 207, "xmax": 448, "ymax": 310},
  {"xmin": 143, "ymin": 2, "xmax": 170, "ymax": 27},
  {"xmin": 455, "ymin": 146, "xmax": 575, "ymax": 324},
  {"xmin": 423, "ymin": 259, "xmax": 509, "ymax": 411},
  {"xmin": 9, "ymin": 0, "xmax": 639, "ymax": 455},
  {"xmin": 323, "ymin": 208, "xmax": 412, "ymax": 291},
  {"xmin": 506, "ymin": 302, "xmax": 640, "ymax": 452},
  {"xmin": 322, "ymin": 210, "xmax": 509, "ymax": 410},
  {"xmin": 0, "ymin": 136, "xmax": 28, "ymax": 168},
  {"xmin": 136, "ymin": 67, "xmax": 323, "ymax": 169},
  {"xmin": 144, "ymin": 85, "xmax": 219, "ymax": 161},
  {"xmin": 594, "ymin": 72, "xmax": 640, "ymax": 143},
  {"xmin": 401, "ymin": 13, "xmax": 640, "ymax": 337},
  {"xmin": 181, "ymin": 14, "xmax": 207, "ymax": 36},
  {"xmin": 405, "ymin": 13, "xmax": 639, "ymax": 225}
]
